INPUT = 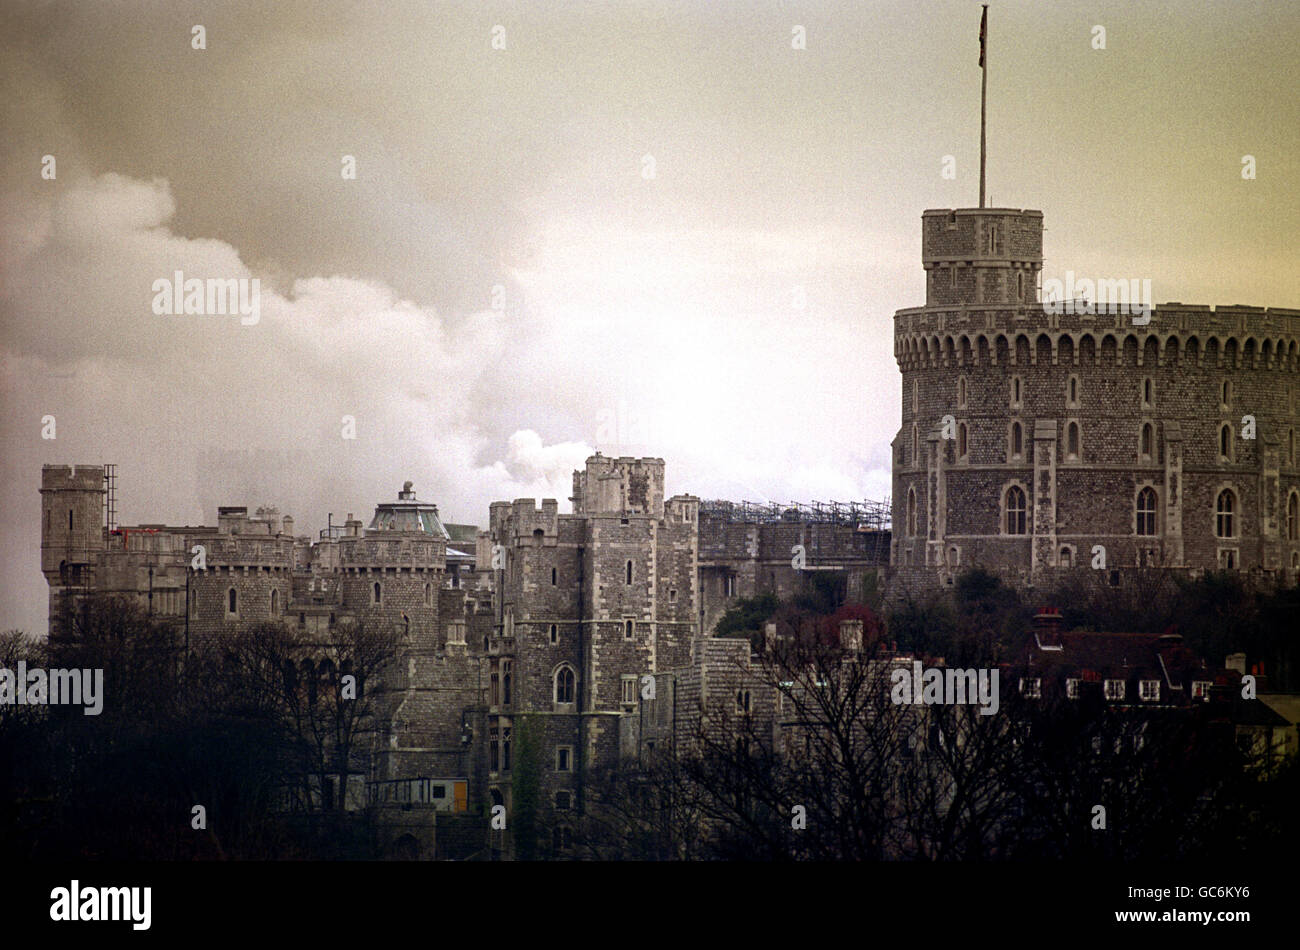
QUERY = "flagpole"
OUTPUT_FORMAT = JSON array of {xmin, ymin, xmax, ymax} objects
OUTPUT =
[{"xmin": 979, "ymin": 4, "xmax": 988, "ymax": 208}]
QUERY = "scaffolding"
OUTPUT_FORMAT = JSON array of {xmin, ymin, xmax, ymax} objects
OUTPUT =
[
  {"xmin": 103, "ymin": 463, "xmax": 118, "ymax": 533},
  {"xmin": 699, "ymin": 498, "xmax": 891, "ymax": 531}
]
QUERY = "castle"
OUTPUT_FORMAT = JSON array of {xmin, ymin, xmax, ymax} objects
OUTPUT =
[
  {"xmin": 37, "ymin": 205, "xmax": 1298, "ymax": 856},
  {"xmin": 891, "ymin": 207, "xmax": 1300, "ymax": 592}
]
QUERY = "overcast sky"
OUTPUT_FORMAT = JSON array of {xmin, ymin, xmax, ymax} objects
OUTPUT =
[{"xmin": 2, "ymin": 0, "xmax": 1296, "ymax": 634}]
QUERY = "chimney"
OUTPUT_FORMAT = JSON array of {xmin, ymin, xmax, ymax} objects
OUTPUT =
[
  {"xmin": 839, "ymin": 619, "xmax": 864, "ymax": 652},
  {"xmin": 1033, "ymin": 607, "xmax": 1064, "ymax": 650},
  {"xmin": 281, "ymin": 515, "xmax": 293, "ymax": 536}
]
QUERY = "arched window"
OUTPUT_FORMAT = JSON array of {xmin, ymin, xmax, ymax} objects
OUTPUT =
[
  {"xmin": 1005, "ymin": 486, "xmax": 1027, "ymax": 535},
  {"xmin": 1067, "ymin": 375, "xmax": 1079, "ymax": 406},
  {"xmin": 1289, "ymin": 429, "xmax": 1295, "ymax": 466},
  {"xmin": 1222, "ymin": 379, "xmax": 1231, "ymax": 406},
  {"xmin": 625, "ymin": 560, "xmax": 633, "ymax": 585},
  {"xmin": 1059, "ymin": 546, "xmax": 1073, "ymax": 568},
  {"xmin": 550, "ymin": 623, "xmax": 558, "ymax": 644},
  {"xmin": 68, "ymin": 509, "xmax": 74, "ymax": 530},
  {"xmin": 958, "ymin": 376, "xmax": 968, "ymax": 408},
  {"xmin": 1136, "ymin": 487, "xmax": 1157, "ymax": 536},
  {"xmin": 1017, "ymin": 271, "xmax": 1025, "ymax": 301},
  {"xmin": 1010, "ymin": 376, "xmax": 1022, "ymax": 406},
  {"xmin": 1142, "ymin": 378, "xmax": 1153, "ymax": 406},
  {"xmin": 373, "ymin": 581, "xmax": 382, "ymax": 605},
  {"xmin": 912, "ymin": 379, "xmax": 918, "ymax": 413},
  {"xmin": 624, "ymin": 619, "xmax": 634, "ymax": 640},
  {"xmin": 1287, "ymin": 492, "xmax": 1298, "ymax": 542},
  {"xmin": 1220, "ymin": 424, "xmax": 1232, "ymax": 461},
  {"xmin": 270, "ymin": 589, "xmax": 279, "ymax": 613},
  {"xmin": 958, "ymin": 422, "xmax": 968, "ymax": 459},
  {"xmin": 1140, "ymin": 423, "xmax": 1153, "ymax": 458},
  {"xmin": 402, "ymin": 614, "xmax": 410, "ymax": 638},
  {"xmin": 551, "ymin": 566, "xmax": 557, "ymax": 586},
  {"xmin": 554, "ymin": 666, "xmax": 575, "ymax": 705},
  {"xmin": 912, "ymin": 425, "xmax": 919, "ymax": 463},
  {"xmin": 906, "ymin": 488, "xmax": 917, "ymax": 536},
  {"xmin": 502, "ymin": 660, "xmax": 512, "ymax": 706},
  {"xmin": 1216, "ymin": 489, "xmax": 1235, "ymax": 538},
  {"xmin": 1067, "ymin": 422, "xmax": 1080, "ymax": 459},
  {"xmin": 424, "ymin": 582, "xmax": 432, "ymax": 606},
  {"xmin": 1010, "ymin": 421, "xmax": 1023, "ymax": 459},
  {"xmin": 228, "ymin": 588, "xmax": 238, "ymax": 614}
]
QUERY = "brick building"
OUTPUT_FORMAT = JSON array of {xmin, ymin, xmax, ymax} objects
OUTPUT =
[
  {"xmin": 40, "ymin": 465, "xmax": 491, "ymax": 856},
  {"xmin": 890, "ymin": 207, "xmax": 1300, "ymax": 593}
]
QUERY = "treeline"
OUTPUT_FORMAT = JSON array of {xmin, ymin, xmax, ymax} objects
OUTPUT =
[
  {"xmin": 889, "ymin": 567, "xmax": 1300, "ymax": 690},
  {"xmin": 1, "ymin": 593, "xmax": 397, "ymax": 860}
]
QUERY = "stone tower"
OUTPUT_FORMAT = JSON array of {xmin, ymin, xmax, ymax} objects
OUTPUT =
[
  {"xmin": 40, "ymin": 464, "xmax": 107, "ymax": 628},
  {"xmin": 892, "ymin": 206, "xmax": 1300, "ymax": 593}
]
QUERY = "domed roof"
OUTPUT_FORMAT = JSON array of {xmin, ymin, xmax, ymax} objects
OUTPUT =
[{"xmin": 367, "ymin": 482, "xmax": 450, "ymax": 539}]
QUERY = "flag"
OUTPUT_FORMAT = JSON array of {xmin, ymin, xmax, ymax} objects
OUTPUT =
[{"xmin": 979, "ymin": 6, "xmax": 987, "ymax": 66}]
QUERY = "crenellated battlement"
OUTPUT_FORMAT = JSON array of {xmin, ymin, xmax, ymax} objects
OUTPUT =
[{"xmin": 895, "ymin": 305, "xmax": 1300, "ymax": 372}]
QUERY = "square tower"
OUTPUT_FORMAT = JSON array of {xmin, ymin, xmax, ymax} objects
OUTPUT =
[{"xmin": 921, "ymin": 208, "xmax": 1043, "ymax": 308}]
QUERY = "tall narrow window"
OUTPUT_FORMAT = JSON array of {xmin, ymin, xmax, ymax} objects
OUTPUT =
[
  {"xmin": 625, "ymin": 560, "xmax": 633, "ymax": 585},
  {"xmin": 912, "ymin": 425, "xmax": 919, "ymax": 464},
  {"xmin": 1216, "ymin": 489, "xmax": 1235, "ymax": 538},
  {"xmin": 1067, "ymin": 375, "xmax": 1079, "ymax": 406},
  {"xmin": 550, "ymin": 623, "xmax": 558, "ymax": 644},
  {"xmin": 1010, "ymin": 421, "xmax": 1023, "ymax": 458},
  {"xmin": 958, "ymin": 422, "xmax": 968, "ymax": 459},
  {"xmin": 424, "ymin": 582, "xmax": 432, "ymax": 606},
  {"xmin": 624, "ymin": 619, "xmax": 634, "ymax": 640},
  {"xmin": 373, "ymin": 581, "xmax": 382, "ymax": 605},
  {"xmin": 1288, "ymin": 493, "xmax": 1299, "ymax": 541},
  {"xmin": 1059, "ymin": 546, "xmax": 1073, "ymax": 568},
  {"xmin": 1136, "ymin": 487, "xmax": 1157, "ymax": 536},
  {"xmin": 228, "ymin": 588, "xmax": 238, "ymax": 614},
  {"xmin": 1220, "ymin": 424, "xmax": 1232, "ymax": 460},
  {"xmin": 1142, "ymin": 378, "xmax": 1153, "ymax": 406},
  {"xmin": 1289, "ymin": 429, "xmax": 1295, "ymax": 466},
  {"xmin": 1067, "ymin": 422, "xmax": 1080, "ymax": 459},
  {"xmin": 912, "ymin": 379, "xmax": 918, "ymax": 413},
  {"xmin": 551, "ymin": 566, "xmax": 557, "ymax": 586},
  {"xmin": 987, "ymin": 224, "xmax": 998, "ymax": 254},
  {"xmin": 270, "ymin": 589, "xmax": 279, "ymax": 613},
  {"xmin": 958, "ymin": 377, "xmax": 967, "ymax": 408},
  {"xmin": 1011, "ymin": 377, "xmax": 1022, "ymax": 406},
  {"xmin": 1141, "ymin": 423, "xmax": 1153, "ymax": 458},
  {"xmin": 68, "ymin": 509, "xmax": 74, "ymax": 531},
  {"xmin": 1017, "ymin": 271, "xmax": 1025, "ymax": 301},
  {"xmin": 1222, "ymin": 379, "xmax": 1232, "ymax": 407},
  {"xmin": 502, "ymin": 660, "xmax": 512, "ymax": 706},
  {"xmin": 1005, "ymin": 486, "xmax": 1027, "ymax": 535},
  {"xmin": 555, "ymin": 666, "xmax": 575, "ymax": 705},
  {"xmin": 906, "ymin": 488, "xmax": 917, "ymax": 536}
]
